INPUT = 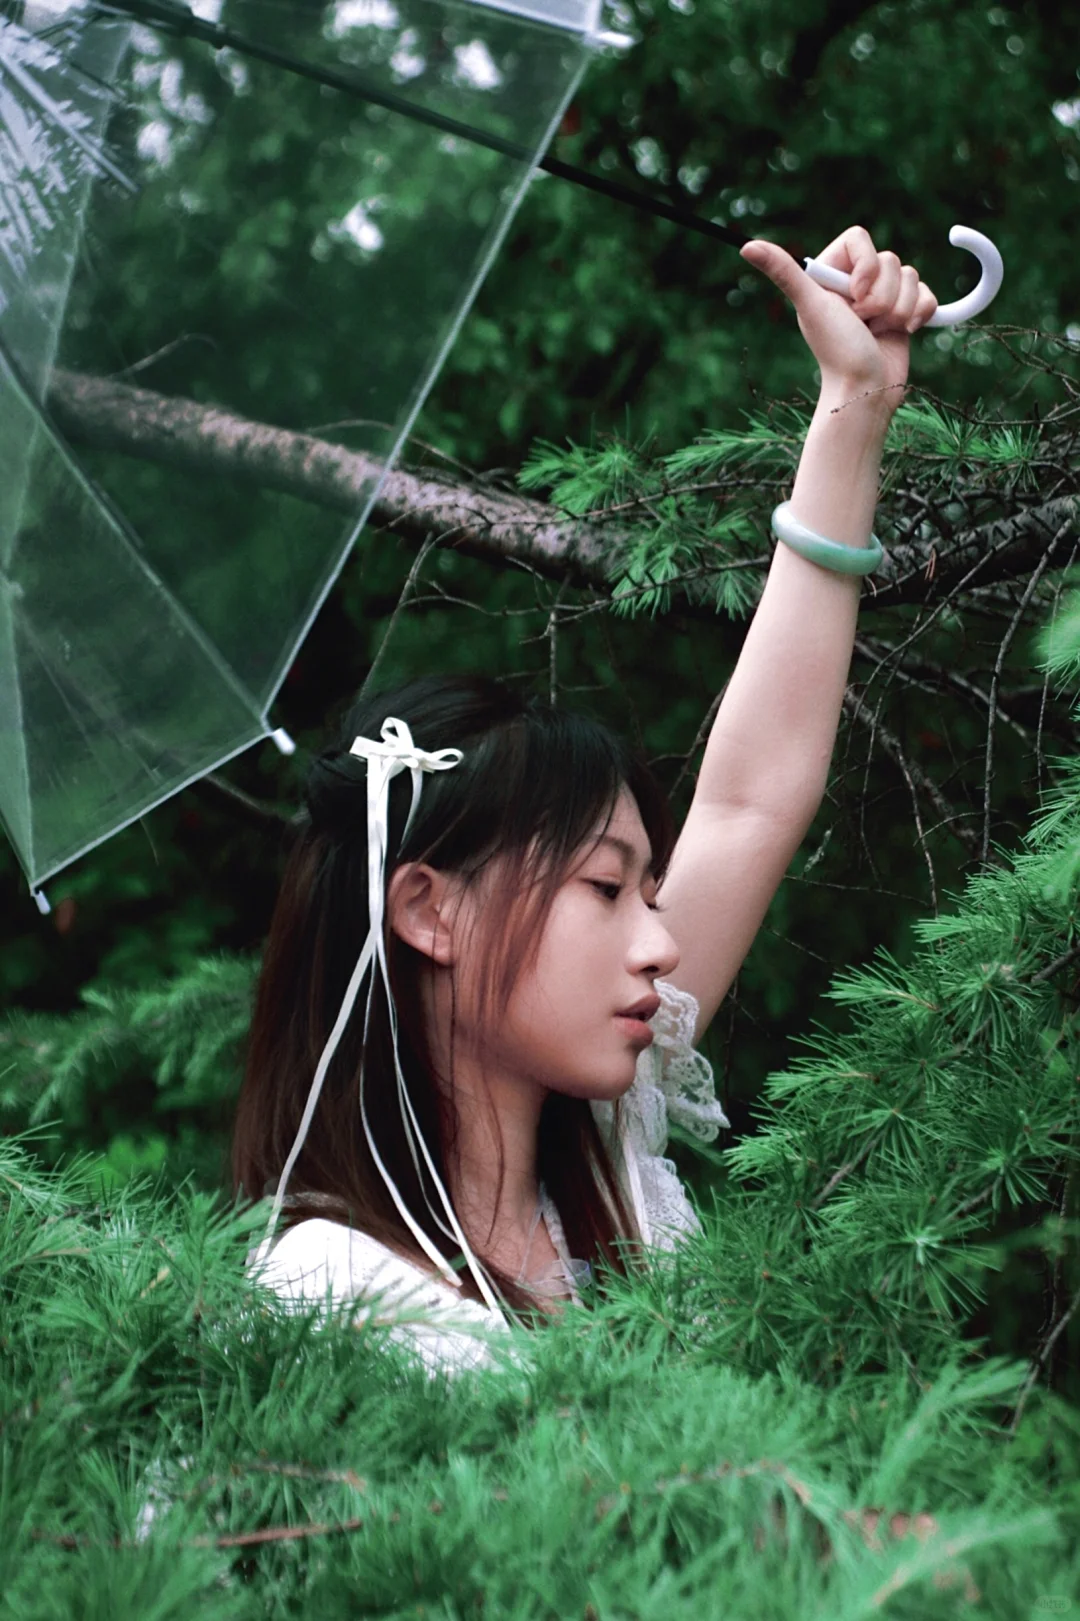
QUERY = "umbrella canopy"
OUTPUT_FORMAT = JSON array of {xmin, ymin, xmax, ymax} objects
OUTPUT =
[{"xmin": 0, "ymin": 0, "xmax": 600, "ymax": 898}]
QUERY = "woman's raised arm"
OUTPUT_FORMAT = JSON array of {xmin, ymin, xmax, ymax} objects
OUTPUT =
[{"xmin": 657, "ymin": 226, "xmax": 939, "ymax": 1040}]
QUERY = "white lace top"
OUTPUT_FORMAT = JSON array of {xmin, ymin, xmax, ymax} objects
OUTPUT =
[{"xmin": 251, "ymin": 979, "xmax": 728, "ymax": 1377}]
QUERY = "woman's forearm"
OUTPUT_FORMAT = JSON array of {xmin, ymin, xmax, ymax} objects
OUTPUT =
[
  {"xmin": 693, "ymin": 377, "xmax": 891, "ymax": 823},
  {"xmin": 659, "ymin": 233, "xmax": 933, "ymax": 1031}
]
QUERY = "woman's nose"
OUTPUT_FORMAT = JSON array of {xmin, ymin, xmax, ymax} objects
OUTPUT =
[{"xmin": 630, "ymin": 905, "xmax": 680, "ymax": 978}]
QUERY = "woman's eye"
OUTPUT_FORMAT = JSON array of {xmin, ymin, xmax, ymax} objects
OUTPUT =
[{"xmin": 590, "ymin": 881, "xmax": 622, "ymax": 902}]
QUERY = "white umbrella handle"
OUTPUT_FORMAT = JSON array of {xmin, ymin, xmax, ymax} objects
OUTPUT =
[{"xmin": 802, "ymin": 225, "xmax": 1003, "ymax": 327}]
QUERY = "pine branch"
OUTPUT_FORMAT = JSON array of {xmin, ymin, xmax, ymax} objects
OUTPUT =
[
  {"xmin": 841, "ymin": 689, "xmax": 982, "ymax": 859},
  {"xmin": 29, "ymin": 1452, "xmax": 964, "ymax": 1570},
  {"xmin": 32, "ymin": 1516, "xmax": 368, "ymax": 1551},
  {"xmin": 48, "ymin": 369, "xmax": 1079, "ymax": 613}
]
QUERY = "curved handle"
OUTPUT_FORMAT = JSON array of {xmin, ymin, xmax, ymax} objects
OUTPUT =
[{"xmin": 802, "ymin": 225, "xmax": 1003, "ymax": 328}]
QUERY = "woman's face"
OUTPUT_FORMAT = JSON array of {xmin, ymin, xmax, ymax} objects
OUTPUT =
[{"xmin": 455, "ymin": 790, "xmax": 681, "ymax": 1100}]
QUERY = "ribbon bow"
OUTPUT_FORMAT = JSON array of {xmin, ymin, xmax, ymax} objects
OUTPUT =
[
  {"xmin": 350, "ymin": 718, "xmax": 463, "ymax": 918},
  {"xmin": 259, "ymin": 719, "xmax": 506, "ymax": 1315},
  {"xmin": 350, "ymin": 715, "xmax": 463, "ymax": 778}
]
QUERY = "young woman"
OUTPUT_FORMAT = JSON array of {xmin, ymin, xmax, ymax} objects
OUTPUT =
[{"xmin": 234, "ymin": 225, "xmax": 939, "ymax": 1376}]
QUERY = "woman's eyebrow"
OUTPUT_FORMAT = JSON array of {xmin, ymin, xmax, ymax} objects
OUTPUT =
[{"xmin": 594, "ymin": 834, "xmax": 651, "ymax": 876}]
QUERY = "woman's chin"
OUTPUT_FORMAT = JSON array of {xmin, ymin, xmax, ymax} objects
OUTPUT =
[{"xmin": 572, "ymin": 1060, "xmax": 640, "ymax": 1101}]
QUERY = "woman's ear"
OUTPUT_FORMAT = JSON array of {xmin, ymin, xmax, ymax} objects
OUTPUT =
[{"xmin": 386, "ymin": 863, "xmax": 460, "ymax": 965}]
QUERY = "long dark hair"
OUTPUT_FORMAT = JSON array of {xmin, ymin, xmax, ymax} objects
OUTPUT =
[{"xmin": 232, "ymin": 673, "xmax": 676, "ymax": 1324}]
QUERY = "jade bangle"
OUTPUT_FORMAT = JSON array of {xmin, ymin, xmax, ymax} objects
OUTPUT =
[{"xmin": 771, "ymin": 501, "xmax": 884, "ymax": 576}]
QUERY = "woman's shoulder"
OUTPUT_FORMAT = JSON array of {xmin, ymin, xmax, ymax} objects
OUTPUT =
[
  {"xmin": 251, "ymin": 1219, "xmax": 521, "ymax": 1378},
  {"xmin": 254, "ymin": 1219, "xmax": 440, "ymax": 1308},
  {"xmin": 269, "ymin": 1217, "xmax": 406, "ymax": 1269},
  {"xmin": 252, "ymin": 1218, "xmax": 502, "ymax": 1327}
]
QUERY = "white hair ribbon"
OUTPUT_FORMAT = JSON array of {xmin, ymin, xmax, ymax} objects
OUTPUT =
[{"xmin": 260, "ymin": 718, "xmax": 507, "ymax": 1316}]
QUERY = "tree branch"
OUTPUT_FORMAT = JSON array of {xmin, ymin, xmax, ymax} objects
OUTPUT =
[
  {"xmin": 842, "ymin": 690, "xmax": 983, "ymax": 859},
  {"xmin": 47, "ymin": 369, "xmax": 617, "ymax": 591},
  {"xmin": 48, "ymin": 369, "xmax": 1078, "ymax": 614}
]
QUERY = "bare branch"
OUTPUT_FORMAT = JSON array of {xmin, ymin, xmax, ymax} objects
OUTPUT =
[
  {"xmin": 48, "ymin": 370, "xmax": 1079, "ymax": 615},
  {"xmin": 359, "ymin": 534, "xmax": 439, "ymax": 699},
  {"xmin": 854, "ymin": 636, "xmax": 1032, "ymax": 744},
  {"xmin": 197, "ymin": 774, "xmax": 299, "ymax": 827},
  {"xmin": 48, "ymin": 369, "xmax": 617, "ymax": 590},
  {"xmin": 1008, "ymin": 1276, "xmax": 1080, "ymax": 1433},
  {"xmin": 980, "ymin": 518, "xmax": 1071, "ymax": 861},
  {"xmin": 842, "ymin": 690, "xmax": 982, "ymax": 860}
]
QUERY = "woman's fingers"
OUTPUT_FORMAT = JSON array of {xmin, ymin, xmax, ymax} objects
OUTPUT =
[
  {"xmin": 869, "ymin": 268, "xmax": 939, "ymax": 335},
  {"xmin": 865, "ymin": 263, "xmax": 920, "ymax": 334},
  {"xmin": 817, "ymin": 223, "xmax": 877, "ymax": 283},
  {"xmin": 890, "ymin": 265, "xmax": 921, "ymax": 327},
  {"xmin": 851, "ymin": 248, "xmax": 902, "ymax": 318},
  {"xmin": 816, "ymin": 229, "xmax": 940, "ymax": 333},
  {"xmin": 909, "ymin": 279, "xmax": 940, "ymax": 331}
]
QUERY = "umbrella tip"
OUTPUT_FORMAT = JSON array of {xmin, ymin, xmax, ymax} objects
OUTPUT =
[
  {"xmin": 588, "ymin": 29, "xmax": 636, "ymax": 49},
  {"xmin": 269, "ymin": 728, "xmax": 296, "ymax": 757},
  {"xmin": 31, "ymin": 889, "xmax": 51, "ymax": 916}
]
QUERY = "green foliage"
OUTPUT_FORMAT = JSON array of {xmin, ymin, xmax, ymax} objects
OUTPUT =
[
  {"xmin": 2, "ymin": 1139, "xmax": 1077, "ymax": 1616},
  {"xmin": 517, "ymin": 435, "xmax": 660, "ymax": 514},
  {"xmin": 0, "ymin": 956, "xmax": 253, "ymax": 1188},
  {"xmin": 514, "ymin": 386, "xmax": 1058, "ymax": 623},
  {"xmin": 698, "ymin": 688, "xmax": 1080, "ymax": 1388},
  {"xmin": 886, "ymin": 400, "xmax": 1045, "ymax": 487},
  {"xmin": 660, "ymin": 405, "xmax": 812, "ymax": 481},
  {"xmin": 1037, "ymin": 579, "xmax": 1080, "ymax": 692},
  {"xmin": 519, "ymin": 423, "xmax": 774, "ymax": 618}
]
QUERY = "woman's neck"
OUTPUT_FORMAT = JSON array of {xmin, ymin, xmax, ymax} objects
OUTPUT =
[
  {"xmin": 447, "ymin": 1060, "xmax": 546, "ymax": 1253},
  {"xmin": 421, "ymin": 967, "xmax": 549, "ymax": 1260}
]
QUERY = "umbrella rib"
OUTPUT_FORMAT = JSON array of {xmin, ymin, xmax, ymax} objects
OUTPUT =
[{"xmin": 0, "ymin": 40, "xmax": 136, "ymax": 193}]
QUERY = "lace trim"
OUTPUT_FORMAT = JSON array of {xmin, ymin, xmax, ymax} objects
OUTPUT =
[
  {"xmin": 537, "ymin": 1185, "xmax": 589, "ymax": 1303},
  {"xmin": 648, "ymin": 978, "xmax": 731, "ymax": 1142},
  {"xmin": 590, "ymin": 977, "xmax": 729, "ymax": 1251}
]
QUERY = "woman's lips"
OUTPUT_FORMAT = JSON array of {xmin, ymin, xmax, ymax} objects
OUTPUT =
[{"xmin": 614, "ymin": 1014, "xmax": 655, "ymax": 1046}]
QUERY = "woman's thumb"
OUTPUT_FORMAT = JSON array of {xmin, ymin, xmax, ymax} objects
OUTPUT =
[{"xmin": 739, "ymin": 239, "xmax": 801, "ymax": 299}]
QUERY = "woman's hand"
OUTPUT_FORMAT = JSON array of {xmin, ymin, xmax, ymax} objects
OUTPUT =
[{"xmin": 739, "ymin": 224, "xmax": 938, "ymax": 413}]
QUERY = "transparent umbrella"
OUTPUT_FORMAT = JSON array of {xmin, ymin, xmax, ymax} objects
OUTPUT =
[{"xmin": 0, "ymin": 0, "xmax": 605, "ymax": 905}]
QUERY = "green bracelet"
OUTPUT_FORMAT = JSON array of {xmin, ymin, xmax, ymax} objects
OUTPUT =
[{"xmin": 771, "ymin": 501, "xmax": 884, "ymax": 576}]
